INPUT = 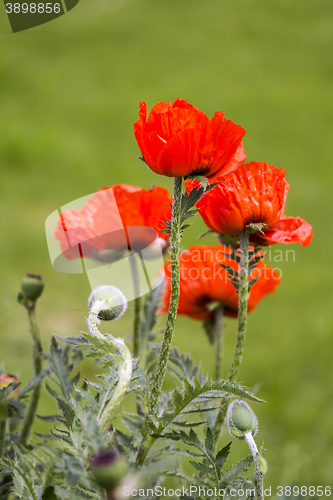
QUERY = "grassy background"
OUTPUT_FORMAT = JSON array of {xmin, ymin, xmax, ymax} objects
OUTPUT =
[{"xmin": 1, "ymin": 0, "xmax": 333, "ymax": 489}]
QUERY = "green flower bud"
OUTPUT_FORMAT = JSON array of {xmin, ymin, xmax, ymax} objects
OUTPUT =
[
  {"xmin": 90, "ymin": 449, "xmax": 128, "ymax": 492},
  {"xmin": 21, "ymin": 274, "xmax": 44, "ymax": 301},
  {"xmin": 88, "ymin": 285, "xmax": 127, "ymax": 321},
  {"xmin": 227, "ymin": 400, "xmax": 258, "ymax": 439}
]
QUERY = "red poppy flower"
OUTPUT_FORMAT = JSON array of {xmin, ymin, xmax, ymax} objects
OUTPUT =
[
  {"xmin": 133, "ymin": 99, "xmax": 246, "ymax": 178},
  {"xmin": 54, "ymin": 185, "xmax": 172, "ymax": 261},
  {"xmin": 189, "ymin": 162, "xmax": 313, "ymax": 246},
  {"xmin": 159, "ymin": 245, "xmax": 281, "ymax": 321}
]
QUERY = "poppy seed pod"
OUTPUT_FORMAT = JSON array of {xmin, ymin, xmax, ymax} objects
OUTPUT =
[
  {"xmin": 90, "ymin": 449, "xmax": 128, "ymax": 492},
  {"xmin": 227, "ymin": 400, "xmax": 258, "ymax": 439},
  {"xmin": 88, "ymin": 285, "xmax": 128, "ymax": 321},
  {"xmin": 21, "ymin": 274, "xmax": 44, "ymax": 301}
]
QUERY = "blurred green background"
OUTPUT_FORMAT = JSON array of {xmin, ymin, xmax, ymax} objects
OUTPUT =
[{"xmin": 1, "ymin": 0, "xmax": 333, "ymax": 489}]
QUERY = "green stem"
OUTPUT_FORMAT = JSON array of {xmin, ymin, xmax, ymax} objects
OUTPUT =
[
  {"xmin": 129, "ymin": 254, "xmax": 142, "ymax": 359},
  {"xmin": 135, "ymin": 176, "xmax": 183, "ymax": 468},
  {"xmin": 213, "ymin": 230, "xmax": 249, "ymax": 445},
  {"xmin": 20, "ymin": 303, "xmax": 43, "ymax": 445},
  {"xmin": 214, "ymin": 305, "xmax": 224, "ymax": 380},
  {"xmin": 228, "ymin": 231, "xmax": 249, "ymax": 380},
  {"xmin": 140, "ymin": 305, "xmax": 153, "ymax": 370},
  {"xmin": 0, "ymin": 419, "xmax": 6, "ymax": 456},
  {"xmin": 148, "ymin": 176, "xmax": 182, "ymax": 413}
]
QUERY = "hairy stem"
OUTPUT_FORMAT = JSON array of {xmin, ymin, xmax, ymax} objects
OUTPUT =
[
  {"xmin": 148, "ymin": 176, "xmax": 182, "ymax": 413},
  {"xmin": 20, "ymin": 303, "xmax": 43, "ymax": 445},
  {"xmin": 135, "ymin": 176, "xmax": 183, "ymax": 468},
  {"xmin": 129, "ymin": 254, "xmax": 142, "ymax": 359},
  {"xmin": 214, "ymin": 305, "xmax": 224, "ymax": 380},
  {"xmin": 244, "ymin": 431, "xmax": 263, "ymax": 500},
  {"xmin": 213, "ymin": 230, "xmax": 249, "ymax": 445}
]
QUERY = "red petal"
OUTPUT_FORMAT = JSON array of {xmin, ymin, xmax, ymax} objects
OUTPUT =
[
  {"xmin": 159, "ymin": 245, "xmax": 281, "ymax": 321},
  {"xmin": 134, "ymin": 99, "xmax": 246, "ymax": 178},
  {"xmin": 54, "ymin": 185, "xmax": 172, "ymax": 261},
  {"xmin": 195, "ymin": 162, "xmax": 288, "ymax": 236},
  {"xmin": 251, "ymin": 215, "xmax": 313, "ymax": 247}
]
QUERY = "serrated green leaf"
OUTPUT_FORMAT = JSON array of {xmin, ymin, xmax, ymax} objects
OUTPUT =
[
  {"xmin": 56, "ymin": 336, "xmax": 91, "ymax": 347},
  {"xmin": 205, "ymin": 427, "xmax": 214, "ymax": 452},
  {"xmin": 215, "ymin": 442, "xmax": 232, "ymax": 477},
  {"xmin": 190, "ymin": 461, "xmax": 214, "ymax": 474},
  {"xmin": 49, "ymin": 338, "xmax": 73, "ymax": 398},
  {"xmin": 56, "ymin": 396, "xmax": 75, "ymax": 428},
  {"xmin": 172, "ymin": 390, "xmax": 183, "ymax": 408},
  {"xmin": 220, "ymin": 455, "xmax": 253, "ymax": 486}
]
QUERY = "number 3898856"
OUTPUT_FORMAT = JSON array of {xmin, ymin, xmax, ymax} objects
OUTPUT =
[{"xmin": 5, "ymin": 3, "xmax": 61, "ymax": 13}]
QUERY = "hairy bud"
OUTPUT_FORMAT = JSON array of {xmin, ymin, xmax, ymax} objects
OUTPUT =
[
  {"xmin": 227, "ymin": 400, "xmax": 258, "ymax": 439},
  {"xmin": 90, "ymin": 449, "xmax": 128, "ymax": 492},
  {"xmin": 88, "ymin": 285, "xmax": 127, "ymax": 321},
  {"xmin": 21, "ymin": 274, "xmax": 44, "ymax": 301}
]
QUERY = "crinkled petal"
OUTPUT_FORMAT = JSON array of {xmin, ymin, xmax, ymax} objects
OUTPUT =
[
  {"xmin": 194, "ymin": 162, "xmax": 288, "ymax": 236},
  {"xmin": 133, "ymin": 99, "xmax": 246, "ymax": 178},
  {"xmin": 251, "ymin": 215, "xmax": 313, "ymax": 247}
]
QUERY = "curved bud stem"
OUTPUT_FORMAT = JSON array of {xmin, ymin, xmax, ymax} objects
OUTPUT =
[
  {"xmin": 87, "ymin": 301, "xmax": 132, "ymax": 429},
  {"xmin": 244, "ymin": 431, "xmax": 263, "ymax": 500}
]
